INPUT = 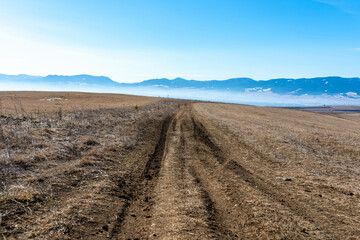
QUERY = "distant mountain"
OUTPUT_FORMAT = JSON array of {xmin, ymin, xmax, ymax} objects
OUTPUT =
[
  {"xmin": 122, "ymin": 76, "xmax": 360, "ymax": 97},
  {"xmin": 122, "ymin": 77, "xmax": 256, "ymax": 89},
  {"xmin": 1, "ymin": 74, "xmax": 360, "ymax": 98},
  {"xmin": 0, "ymin": 74, "xmax": 121, "ymax": 88}
]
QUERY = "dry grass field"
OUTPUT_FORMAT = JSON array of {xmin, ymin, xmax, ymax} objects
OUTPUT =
[
  {"xmin": 0, "ymin": 92, "xmax": 184, "ymax": 239},
  {"xmin": 1, "ymin": 93, "xmax": 359, "ymax": 239},
  {"xmin": 190, "ymin": 103, "xmax": 360, "ymax": 239},
  {"xmin": 0, "ymin": 91, "xmax": 161, "ymax": 114}
]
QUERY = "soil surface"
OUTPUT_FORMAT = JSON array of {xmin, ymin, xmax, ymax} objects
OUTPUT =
[
  {"xmin": 111, "ymin": 103, "xmax": 360, "ymax": 239},
  {"xmin": 2, "ymin": 101, "xmax": 360, "ymax": 239}
]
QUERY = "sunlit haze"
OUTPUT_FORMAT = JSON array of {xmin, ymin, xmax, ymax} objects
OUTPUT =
[{"xmin": 1, "ymin": 0, "xmax": 360, "ymax": 83}]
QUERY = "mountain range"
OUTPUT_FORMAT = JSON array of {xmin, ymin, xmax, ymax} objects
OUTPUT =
[
  {"xmin": 0, "ymin": 74, "xmax": 120, "ymax": 87},
  {"xmin": 0, "ymin": 74, "xmax": 359, "ymax": 97}
]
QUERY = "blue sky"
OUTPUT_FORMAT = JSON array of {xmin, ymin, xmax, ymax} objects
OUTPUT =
[{"xmin": 0, "ymin": 0, "xmax": 360, "ymax": 82}]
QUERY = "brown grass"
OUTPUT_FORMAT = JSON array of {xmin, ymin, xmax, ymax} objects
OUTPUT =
[
  {"xmin": 0, "ymin": 92, "xmax": 184, "ymax": 239},
  {"xmin": 193, "ymin": 102, "xmax": 360, "ymax": 239},
  {"xmin": 2, "ymin": 93, "xmax": 359, "ymax": 239},
  {"xmin": 0, "ymin": 91, "xmax": 162, "ymax": 115}
]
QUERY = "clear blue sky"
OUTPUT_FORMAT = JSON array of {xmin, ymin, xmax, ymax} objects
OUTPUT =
[{"xmin": 1, "ymin": 0, "xmax": 360, "ymax": 82}]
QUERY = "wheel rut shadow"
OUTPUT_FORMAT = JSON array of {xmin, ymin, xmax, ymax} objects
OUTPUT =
[
  {"xmin": 143, "ymin": 116, "xmax": 172, "ymax": 179},
  {"xmin": 187, "ymin": 165, "xmax": 238, "ymax": 239},
  {"xmin": 192, "ymin": 117, "xmax": 225, "ymax": 164},
  {"xmin": 189, "ymin": 112, "xmax": 330, "ymax": 236},
  {"xmin": 109, "ymin": 116, "xmax": 172, "ymax": 238},
  {"xmin": 175, "ymin": 111, "xmax": 236, "ymax": 238}
]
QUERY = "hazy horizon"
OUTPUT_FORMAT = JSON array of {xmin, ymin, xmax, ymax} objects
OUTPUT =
[
  {"xmin": 2, "ymin": 81, "xmax": 360, "ymax": 107},
  {"xmin": 4, "ymin": 72, "xmax": 360, "ymax": 83}
]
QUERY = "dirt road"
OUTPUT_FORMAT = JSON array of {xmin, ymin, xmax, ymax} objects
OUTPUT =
[
  {"xmin": 111, "ymin": 103, "xmax": 360, "ymax": 239},
  {"xmin": 3, "ymin": 101, "xmax": 358, "ymax": 239}
]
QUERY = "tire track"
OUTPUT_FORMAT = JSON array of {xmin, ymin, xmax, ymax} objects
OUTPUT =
[
  {"xmin": 189, "ymin": 105, "xmax": 336, "ymax": 238},
  {"xmin": 109, "ymin": 116, "xmax": 172, "ymax": 239},
  {"xmin": 112, "ymin": 103, "xmax": 357, "ymax": 239},
  {"xmin": 143, "ymin": 116, "xmax": 172, "ymax": 179},
  {"xmin": 149, "ymin": 106, "xmax": 226, "ymax": 239}
]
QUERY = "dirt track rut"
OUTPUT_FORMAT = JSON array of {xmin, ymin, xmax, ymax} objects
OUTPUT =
[{"xmin": 112, "ymin": 103, "xmax": 358, "ymax": 239}]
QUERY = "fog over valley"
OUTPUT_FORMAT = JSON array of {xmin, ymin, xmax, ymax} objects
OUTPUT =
[{"xmin": 1, "ymin": 74, "xmax": 360, "ymax": 106}]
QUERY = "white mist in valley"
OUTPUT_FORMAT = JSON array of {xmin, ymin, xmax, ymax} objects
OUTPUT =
[
  {"xmin": 2, "ymin": 82, "xmax": 359, "ymax": 107},
  {"xmin": 115, "ymin": 87, "xmax": 360, "ymax": 107}
]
